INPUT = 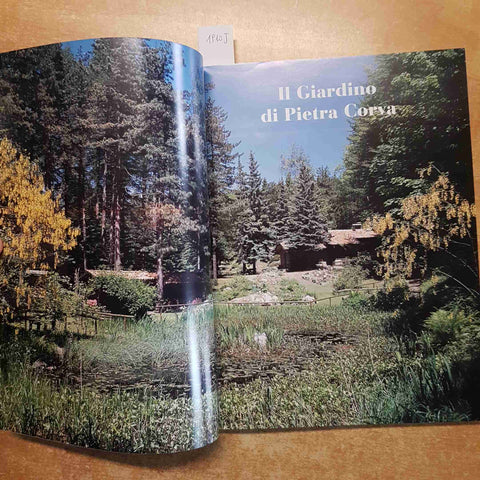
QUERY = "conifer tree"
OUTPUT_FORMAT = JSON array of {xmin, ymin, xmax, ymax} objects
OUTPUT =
[
  {"xmin": 238, "ymin": 152, "xmax": 272, "ymax": 273},
  {"xmin": 273, "ymin": 180, "xmax": 291, "ymax": 243},
  {"xmin": 86, "ymin": 38, "xmax": 146, "ymax": 270},
  {"xmin": 205, "ymin": 96, "xmax": 240, "ymax": 279},
  {"xmin": 315, "ymin": 166, "xmax": 339, "ymax": 228},
  {"xmin": 289, "ymin": 164, "xmax": 329, "ymax": 250}
]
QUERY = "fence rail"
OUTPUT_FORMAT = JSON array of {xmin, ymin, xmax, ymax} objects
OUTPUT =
[
  {"xmin": 218, "ymin": 295, "xmax": 349, "ymax": 308},
  {"xmin": 218, "ymin": 285, "xmax": 383, "ymax": 308},
  {"xmin": 3, "ymin": 286, "xmax": 382, "ymax": 334}
]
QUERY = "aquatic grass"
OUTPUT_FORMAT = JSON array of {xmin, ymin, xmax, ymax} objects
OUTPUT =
[
  {"xmin": 70, "ymin": 303, "xmax": 214, "ymax": 369},
  {"xmin": 357, "ymin": 353, "xmax": 471, "ymax": 424},
  {"xmin": 0, "ymin": 305, "xmax": 217, "ymax": 453},
  {"xmin": 214, "ymin": 303, "xmax": 390, "ymax": 338},
  {"xmin": 217, "ymin": 317, "xmax": 284, "ymax": 351},
  {"xmin": 0, "ymin": 361, "xmax": 217, "ymax": 452}
]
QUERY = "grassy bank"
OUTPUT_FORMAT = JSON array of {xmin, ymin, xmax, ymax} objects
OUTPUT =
[
  {"xmin": 216, "ymin": 297, "xmax": 473, "ymax": 430},
  {"xmin": 0, "ymin": 303, "xmax": 217, "ymax": 453},
  {"xmin": 0, "ymin": 360, "xmax": 216, "ymax": 452}
]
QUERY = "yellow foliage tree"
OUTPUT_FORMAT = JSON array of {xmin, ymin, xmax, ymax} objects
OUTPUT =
[
  {"xmin": 0, "ymin": 138, "xmax": 79, "ymax": 268},
  {"xmin": 366, "ymin": 171, "xmax": 477, "ymax": 293}
]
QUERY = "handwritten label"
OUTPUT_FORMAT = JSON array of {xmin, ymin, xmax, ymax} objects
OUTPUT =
[{"xmin": 198, "ymin": 25, "xmax": 234, "ymax": 66}]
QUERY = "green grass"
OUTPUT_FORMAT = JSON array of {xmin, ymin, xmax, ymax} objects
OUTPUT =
[
  {"xmin": 0, "ymin": 303, "xmax": 217, "ymax": 453},
  {"xmin": 215, "ymin": 302, "xmax": 389, "ymax": 337},
  {"xmin": 216, "ymin": 301, "xmax": 472, "ymax": 430},
  {"xmin": 0, "ymin": 360, "xmax": 217, "ymax": 452},
  {"xmin": 71, "ymin": 305, "xmax": 214, "ymax": 370},
  {"xmin": 219, "ymin": 335, "xmax": 395, "ymax": 429}
]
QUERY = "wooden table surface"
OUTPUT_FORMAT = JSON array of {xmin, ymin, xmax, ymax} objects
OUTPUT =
[{"xmin": 1, "ymin": 1, "xmax": 480, "ymax": 478}]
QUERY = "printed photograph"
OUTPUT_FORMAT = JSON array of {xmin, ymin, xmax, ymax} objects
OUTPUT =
[
  {"xmin": 205, "ymin": 49, "xmax": 479, "ymax": 430},
  {"xmin": 0, "ymin": 38, "xmax": 217, "ymax": 453}
]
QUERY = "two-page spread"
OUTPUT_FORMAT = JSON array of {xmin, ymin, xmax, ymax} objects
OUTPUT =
[{"xmin": 0, "ymin": 38, "xmax": 478, "ymax": 454}]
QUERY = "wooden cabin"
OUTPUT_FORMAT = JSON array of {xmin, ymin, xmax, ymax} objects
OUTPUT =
[
  {"xmin": 84, "ymin": 269, "xmax": 206, "ymax": 303},
  {"xmin": 275, "ymin": 224, "xmax": 379, "ymax": 271}
]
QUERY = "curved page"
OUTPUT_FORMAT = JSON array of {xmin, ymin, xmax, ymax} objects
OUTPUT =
[{"xmin": 0, "ymin": 38, "xmax": 217, "ymax": 453}]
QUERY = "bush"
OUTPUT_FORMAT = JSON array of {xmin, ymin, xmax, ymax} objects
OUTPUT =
[
  {"xmin": 342, "ymin": 292, "xmax": 370, "ymax": 309},
  {"xmin": 214, "ymin": 276, "xmax": 259, "ymax": 301},
  {"xmin": 425, "ymin": 309, "xmax": 471, "ymax": 347},
  {"xmin": 274, "ymin": 279, "xmax": 308, "ymax": 301},
  {"xmin": 371, "ymin": 281, "xmax": 410, "ymax": 311},
  {"xmin": 371, "ymin": 281, "xmax": 426, "ymax": 336},
  {"xmin": 333, "ymin": 264, "xmax": 367, "ymax": 293},
  {"xmin": 90, "ymin": 274, "xmax": 155, "ymax": 318},
  {"xmin": 351, "ymin": 253, "xmax": 381, "ymax": 278}
]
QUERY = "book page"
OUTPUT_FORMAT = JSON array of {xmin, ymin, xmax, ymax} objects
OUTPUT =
[
  {"xmin": 205, "ymin": 49, "xmax": 479, "ymax": 431},
  {"xmin": 0, "ymin": 38, "xmax": 217, "ymax": 453}
]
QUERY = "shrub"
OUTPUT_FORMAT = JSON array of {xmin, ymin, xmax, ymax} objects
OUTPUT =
[
  {"xmin": 214, "ymin": 276, "xmax": 258, "ymax": 301},
  {"xmin": 371, "ymin": 281, "xmax": 426, "ymax": 336},
  {"xmin": 342, "ymin": 292, "xmax": 370, "ymax": 309},
  {"xmin": 371, "ymin": 281, "xmax": 410, "ymax": 312},
  {"xmin": 274, "ymin": 279, "xmax": 308, "ymax": 301},
  {"xmin": 90, "ymin": 274, "xmax": 155, "ymax": 318},
  {"xmin": 425, "ymin": 309, "xmax": 471, "ymax": 347},
  {"xmin": 333, "ymin": 264, "xmax": 367, "ymax": 293},
  {"xmin": 351, "ymin": 253, "xmax": 381, "ymax": 278}
]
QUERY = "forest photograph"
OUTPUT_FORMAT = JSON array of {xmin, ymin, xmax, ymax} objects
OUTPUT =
[
  {"xmin": 205, "ymin": 49, "xmax": 480, "ymax": 430},
  {"xmin": 0, "ymin": 38, "xmax": 217, "ymax": 453}
]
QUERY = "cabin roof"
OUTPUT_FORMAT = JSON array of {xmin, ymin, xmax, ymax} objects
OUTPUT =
[
  {"xmin": 85, "ymin": 269, "xmax": 201, "ymax": 284},
  {"xmin": 276, "ymin": 228, "xmax": 378, "ymax": 251},
  {"xmin": 86, "ymin": 269, "xmax": 157, "ymax": 281},
  {"xmin": 328, "ymin": 229, "xmax": 378, "ymax": 246}
]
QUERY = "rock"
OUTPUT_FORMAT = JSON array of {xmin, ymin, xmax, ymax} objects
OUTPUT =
[
  {"xmin": 302, "ymin": 295, "xmax": 315, "ymax": 303},
  {"xmin": 223, "ymin": 287, "xmax": 232, "ymax": 292},
  {"xmin": 230, "ymin": 292, "xmax": 280, "ymax": 304},
  {"xmin": 253, "ymin": 332, "xmax": 268, "ymax": 350}
]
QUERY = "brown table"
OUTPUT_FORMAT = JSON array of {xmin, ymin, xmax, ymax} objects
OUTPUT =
[{"xmin": 1, "ymin": 1, "xmax": 480, "ymax": 478}]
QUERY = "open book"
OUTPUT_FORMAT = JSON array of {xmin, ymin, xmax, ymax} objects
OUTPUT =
[{"xmin": 0, "ymin": 38, "xmax": 477, "ymax": 454}]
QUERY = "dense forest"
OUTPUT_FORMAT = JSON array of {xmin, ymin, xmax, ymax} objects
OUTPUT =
[
  {"xmin": 0, "ymin": 38, "xmax": 209, "ymax": 306},
  {"xmin": 0, "ymin": 39, "xmax": 217, "ymax": 453}
]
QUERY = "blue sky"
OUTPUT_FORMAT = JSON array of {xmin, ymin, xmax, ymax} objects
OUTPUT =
[
  {"xmin": 62, "ymin": 38, "xmax": 201, "ymax": 93},
  {"xmin": 205, "ymin": 55, "xmax": 377, "ymax": 181}
]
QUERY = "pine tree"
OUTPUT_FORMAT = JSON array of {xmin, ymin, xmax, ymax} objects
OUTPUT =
[
  {"xmin": 205, "ymin": 95, "xmax": 240, "ymax": 280},
  {"xmin": 314, "ymin": 166, "xmax": 339, "ymax": 228},
  {"xmin": 274, "ymin": 179, "xmax": 291, "ymax": 242},
  {"xmin": 289, "ymin": 164, "xmax": 329, "ymax": 250},
  {"xmin": 238, "ymin": 152, "xmax": 272, "ymax": 273},
  {"xmin": 86, "ymin": 38, "xmax": 146, "ymax": 270}
]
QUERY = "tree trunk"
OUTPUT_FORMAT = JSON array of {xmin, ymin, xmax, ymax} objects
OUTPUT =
[
  {"xmin": 211, "ymin": 236, "xmax": 218, "ymax": 283},
  {"xmin": 101, "ymin": 156, "xmax": 107, "ymax": 247},
  {"xmin": 112, "ymin": 157, "xmax": 122, "ymax": 271},
  {"xmin": 155, "ymin": 251, "xmax": 164, "ymax": 312},
  {"xmin": 113, "ymin": 185, "xmax": 121, "ymax": 271},
  {"xmin": 109, "ymin": 186, "xmax": 115, "ymax": 267},
  {"xmin": 78, "ymin": 154, "xmax": 87, "ymax": 271},
  {"xmin": 63, "ymin": 157, "xmax": 71, "ymax": 219}
]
